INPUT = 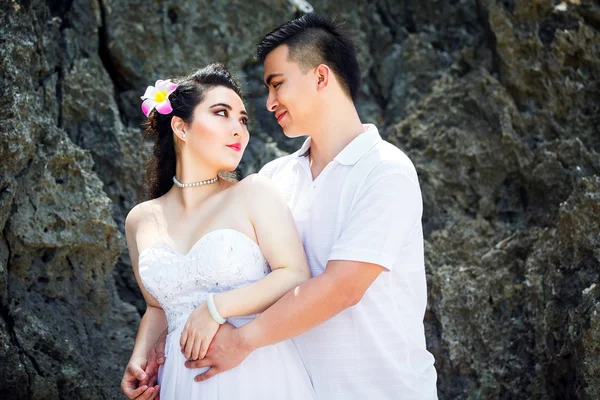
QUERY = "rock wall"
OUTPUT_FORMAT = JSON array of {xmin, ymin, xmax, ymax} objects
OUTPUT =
[{"xmin": 1, "ymin": 0, "xmax": 598, "ymax": 398}]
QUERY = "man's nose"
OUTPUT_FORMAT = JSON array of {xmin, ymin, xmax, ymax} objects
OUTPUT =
[{"xmin": 266, "ymin": 91, "xmax": 278, "ymax": 112}]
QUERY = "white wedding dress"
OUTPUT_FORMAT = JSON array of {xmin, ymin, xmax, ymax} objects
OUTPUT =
[{"xmin": 138, "ymin": 229, "xmax": 316, "ymax": 400}]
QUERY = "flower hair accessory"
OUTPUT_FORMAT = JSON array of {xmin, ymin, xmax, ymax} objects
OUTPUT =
[{"xmin": 140, "ymin": 79, "xmax": 178, "ymax": 117}]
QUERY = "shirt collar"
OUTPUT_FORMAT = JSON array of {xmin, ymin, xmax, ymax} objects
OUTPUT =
[
  {"xmin": 295, "ymin": 136, "xmax": 312, "ymax": 159},
  {"xmin": 334, "ymin": 124, "xmax": 381, "ymax": 165},
  {"xmin": 294, "ymin": 124, "xmax": 381, "ymax": 165}
]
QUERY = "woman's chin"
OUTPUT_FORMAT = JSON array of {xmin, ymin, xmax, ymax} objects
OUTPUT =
[{"xmin": 220, "ymin": 161, "xmax": 241, "ymax": 173}]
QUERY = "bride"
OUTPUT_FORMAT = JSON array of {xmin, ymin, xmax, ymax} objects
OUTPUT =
[{"xmin": 121, "ymin": 63, "xmax": 316, "ymax": 399}]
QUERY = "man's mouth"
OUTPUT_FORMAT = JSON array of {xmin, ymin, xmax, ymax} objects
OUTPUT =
[{"xmin": 276, "ymin": 111, "xmax": 287, "ymax": 123}]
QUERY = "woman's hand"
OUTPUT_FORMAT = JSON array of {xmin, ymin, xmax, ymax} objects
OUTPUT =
[
  {"xmin": 121, "ymin": 355, "xmax": 160, "ymax": 399},
  {"xmin": 180, "ymin": 301, "xmax": 220, "ymax": 360}
]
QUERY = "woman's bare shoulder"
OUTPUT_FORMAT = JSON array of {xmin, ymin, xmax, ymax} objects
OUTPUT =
[
  {"xmin": 234, "ymin": 173, "xmax": 279, "ymax": 196},
  {"xmin": 230, "ymin": 174, "xmax": 286, "ymax": 216},
  {"xmin": 125, "ymin": 198, "xmax": 162, "ymax": 234}
]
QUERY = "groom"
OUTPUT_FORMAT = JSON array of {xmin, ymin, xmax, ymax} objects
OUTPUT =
[
  {"xmin": 188, "ymin": 13, "xmax": 438, "ymax": 399},
  {"xmin": 127, "ymin": 12, "xmax": 438, "ymax": 399}
]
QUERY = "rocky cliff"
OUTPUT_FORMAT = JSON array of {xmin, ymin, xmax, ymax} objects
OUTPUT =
[{"xmin": 1, "ymin": 0, "xmax": 598, "ymax": 399}]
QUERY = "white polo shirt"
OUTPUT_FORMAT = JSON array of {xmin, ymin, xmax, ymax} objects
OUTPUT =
[{"xmin": 259, "ymin": 124, "xmax": 438, "ymax": 399}]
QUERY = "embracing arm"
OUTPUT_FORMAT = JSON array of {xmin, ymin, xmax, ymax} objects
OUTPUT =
[
  {"xmin": 239, "ymin": 166, "xmax": 421, "ymax": 349},
  {"xmin": 239, "ymin": 260, "xmax": 383, "ymax": 349},
  {"xmin": 187, "ymin": 164, "xmax": 423, "ymax": 381},
  {"xmin": 180, "ymin": 175, "xmax": 311, "ymax": 361},
  {"xmin": 187, "ymin": 182, "xmax": 395, "ymax": 382},
  {"xmin": 187, "ymin": 260, "xmax": 384, "ymax": 381},
  {"xmin": 239, "ymin": 165, "xmax": 422, "ymax": 349},
  {"xmin": 213, "ymin": 175, "xmax": 312, "ymax": 318}
]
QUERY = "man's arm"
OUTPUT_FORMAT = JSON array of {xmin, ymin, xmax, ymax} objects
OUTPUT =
[
  {"xmin": 187, "ymin": 259, "xmax": 384, "ymax": 381},
  {"xmin": 241, "ymin": 259, "xmax": 384, "ymax": 348},
  {"xmin": 188, "ymin": 162, "xmax": 421, "ymax": 381}
]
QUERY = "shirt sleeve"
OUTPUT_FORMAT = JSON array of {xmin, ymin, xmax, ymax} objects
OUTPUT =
[{"xmin": 328, "ymin": 163, "xmax": 423, "ymax": 271}]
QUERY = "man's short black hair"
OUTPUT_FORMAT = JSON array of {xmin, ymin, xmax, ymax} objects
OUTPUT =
[{"xmin": 256, "ymin": 13, "xmax": 361, "ymax": 102}]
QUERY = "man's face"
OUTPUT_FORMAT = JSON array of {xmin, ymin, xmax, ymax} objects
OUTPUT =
[{"xmin": 263, "ymin": 45, "xmax": 317, "ymax": 137}]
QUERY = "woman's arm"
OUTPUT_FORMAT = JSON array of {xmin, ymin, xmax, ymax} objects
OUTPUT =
[
  {"xmin": 126, "ymin": 204, "xmax": 168, "ymax": 358},
  {"xmin": 121, "ymin": 204, "xmax": 167, "ymax": 399},
  {"xmin": 180, "ymin": 175, "xmax": 311, "ymax": 360},
  {"xmin": 130, "ymin": 306, "xmax": 168, "ymax": 361},
  {"xmin": 213, "ymin": 175, "xmax": 311, "ymax": 318}
]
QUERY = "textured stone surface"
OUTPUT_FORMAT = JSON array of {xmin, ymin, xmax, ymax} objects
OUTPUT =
[
  {"xmin": 1, "ymin": 0, "xmax": 599, "ymax": 398},
  {"xmin": 384, "ymin": 1, "xmax": 600, "ymax": 397}
]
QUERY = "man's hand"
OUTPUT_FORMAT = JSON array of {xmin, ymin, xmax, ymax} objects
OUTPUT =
[
  {"xmin": 121, "ymin": 355, "xmax": 160, "ymax": 400},
  {"xmin": 184, "ymin": 323, "xmax": 251, "ymax": 382}
]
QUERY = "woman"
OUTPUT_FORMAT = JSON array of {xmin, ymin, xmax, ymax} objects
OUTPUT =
[{"xmin": 121, "ymin": 64, "xmax": 316, "ymax": 399}]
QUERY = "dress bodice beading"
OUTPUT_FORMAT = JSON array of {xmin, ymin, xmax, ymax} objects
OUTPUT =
[{"xmin": 138, "ymin": 229, "xmax": 270, "ymax": 332}]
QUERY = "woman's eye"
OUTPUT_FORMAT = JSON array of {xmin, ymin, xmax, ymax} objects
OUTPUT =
[
  {"xmin": 241, "ymin": 118, "xmax": 249, "ymax": 125},
  {"xmin": 273, "ymin": 82, "xmax": 282, "ymax": 89},
  {"xmin": 216, "ymin": 109, "xmax": 227, "ymax": 117}
]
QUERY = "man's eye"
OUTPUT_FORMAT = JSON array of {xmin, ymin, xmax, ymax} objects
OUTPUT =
[
  {"xmin": 273, "ymin": 82, "xmax": 282, "ymax": 89},
  {"xmin": 216, "ymin": 110, "xmax": 227, "ymax": 117}
]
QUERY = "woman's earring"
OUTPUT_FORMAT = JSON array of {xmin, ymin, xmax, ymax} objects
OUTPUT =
[{"xmin": 182, "ymin": 133, "xmax": 186, "ymax": 139}]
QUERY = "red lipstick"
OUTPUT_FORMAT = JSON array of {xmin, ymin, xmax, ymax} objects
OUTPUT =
[{"xmin": 226, "ymin": 143, "xmax": 241, "ymax": 152}]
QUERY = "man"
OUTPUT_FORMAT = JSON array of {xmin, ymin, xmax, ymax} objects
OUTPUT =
[{"xmin": 123, "ymin": 12, "xmax": 437, "ymax": 400}]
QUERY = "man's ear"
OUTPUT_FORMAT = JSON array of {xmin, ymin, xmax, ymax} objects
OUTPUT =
[
  {"xmin": 315, "ymin": 64, "xmax": 330, "ymax": 92},
  {"xmin": 171, "ymin": 116, "xmax": 187, "ymax": 141}
]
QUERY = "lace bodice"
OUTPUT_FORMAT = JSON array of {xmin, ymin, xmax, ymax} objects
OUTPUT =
[{"xmin": 138, "ymin": 229, "xmax": 269, "ymax": 332}]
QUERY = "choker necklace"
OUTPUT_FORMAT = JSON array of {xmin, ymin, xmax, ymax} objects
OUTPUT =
[{"xmin": 172, "ymin": 176, "xmax": 218, "ymax": 188}]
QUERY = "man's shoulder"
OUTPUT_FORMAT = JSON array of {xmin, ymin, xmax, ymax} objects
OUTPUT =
[{"xmin": 359, "ymin": 139, "xmax": 419, "ymax": 181}]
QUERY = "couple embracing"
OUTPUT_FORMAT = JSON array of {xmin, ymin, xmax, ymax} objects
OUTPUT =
[{"xmin": 121, "ymin": 13, "xmax": 438, "ymax": 400}]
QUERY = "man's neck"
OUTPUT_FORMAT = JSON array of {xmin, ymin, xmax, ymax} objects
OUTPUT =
[{"xmin": 307, "ymin": 104, "xmax": 365, "ymax": 180}]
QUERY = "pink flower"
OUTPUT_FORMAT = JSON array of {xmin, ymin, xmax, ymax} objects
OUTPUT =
[{"xmin": 140, "ymin": 79, "xmax": 178, "ymax": 117}]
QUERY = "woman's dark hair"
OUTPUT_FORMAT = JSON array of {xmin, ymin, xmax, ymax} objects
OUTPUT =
[
  {"xmin": 256, "ymin": 13, "xmax": 361, "ymax": 102},
  {"xmin": 141, "ymin": 63, "xmax": 242, "ymax": 200}
]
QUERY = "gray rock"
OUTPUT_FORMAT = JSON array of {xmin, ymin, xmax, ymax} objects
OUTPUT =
[{"xmin": 1, "ymin": 0, "xmax": 599, "ymax": 398}]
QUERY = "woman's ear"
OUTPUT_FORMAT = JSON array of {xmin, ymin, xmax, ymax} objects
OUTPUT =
[
  {"xmin": 171, "ymin": 116, "xmax": 187, "ymax": 141},
  {"xmin": 315, "ymin": 64, "xmax": 330, "ymax": 92}
]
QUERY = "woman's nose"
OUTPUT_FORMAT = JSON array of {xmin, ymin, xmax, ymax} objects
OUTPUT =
[{"xmin": 232, "ymin": 120, "xmax": 244, "ymax": 137}]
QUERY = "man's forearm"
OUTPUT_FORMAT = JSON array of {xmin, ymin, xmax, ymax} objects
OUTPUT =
[{"xmin": 238, "ymin": 270, "xmax": 355, "ymax": 350}]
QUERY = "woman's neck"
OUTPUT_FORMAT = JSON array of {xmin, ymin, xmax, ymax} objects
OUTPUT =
[{"xmin": 171, "ymin": 162, "xmax": 223, "ymax": 211}]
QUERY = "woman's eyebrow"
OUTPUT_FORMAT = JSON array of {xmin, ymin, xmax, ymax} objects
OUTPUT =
[
  {"xmin": 209, "ymin": 103, "xmax": 232, "ymax": 110},
  {"xmin": 210, "ymin": 103, "xmax": 247, "ymax": 116}
]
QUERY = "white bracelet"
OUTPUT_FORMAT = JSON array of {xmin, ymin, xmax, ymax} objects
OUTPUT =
[{"xmin": 206, "ymin": 294, "xmax": 226, "ymax": 325}]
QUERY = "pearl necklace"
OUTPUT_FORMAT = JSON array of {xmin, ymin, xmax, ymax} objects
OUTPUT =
[{"xmin": 172, "ymin": 176, "xmax": 218, "ymax": 188}]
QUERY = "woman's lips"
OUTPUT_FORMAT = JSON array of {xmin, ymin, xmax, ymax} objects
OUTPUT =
[{"xmin": 226, "ymin": 143, "xmax": 241, "ymax": 152}]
